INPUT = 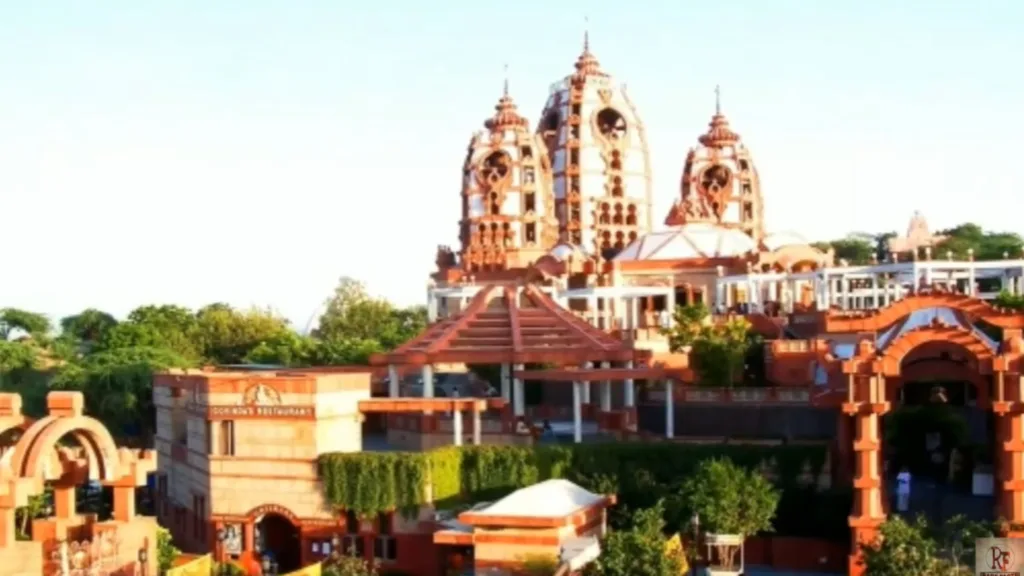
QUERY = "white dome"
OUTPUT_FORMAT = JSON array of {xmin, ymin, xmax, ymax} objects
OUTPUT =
[
  {"xmin": 548, "ymin": 243, "xmax": 590, "ymax": 261},
  {"xmin": 762, "ymin": 231, "xmax": 810, "ymax": 251},
  {"xmin": 614, "ymin": 223, "xmax": 757, "ymax": 262}
]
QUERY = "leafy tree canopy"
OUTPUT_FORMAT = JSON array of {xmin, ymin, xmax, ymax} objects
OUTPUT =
[
  {"xmin": 861, "ymin": 515, "xmax": 992, "ymax": 576},
  {"xmin": 676, "ymin": 458, "xmax": 779, "ymax": 537},
  {"xmin": 814, "ymin": 222, "xmax": 1024, "ymax": 264},
  {"xmin": 0, "ymin": 276, "xmax": 426, "ymax": 438},
  {"xmin": 0, "ymin": 308, "xmax": 51, "ymax": 341},
  {"xmin": 664, "ymin": 304, "xmax": 759, "ymax": 387},
  {"xmin": 584, "ymin": 501, "xmax": 683, "ymax": 576}
]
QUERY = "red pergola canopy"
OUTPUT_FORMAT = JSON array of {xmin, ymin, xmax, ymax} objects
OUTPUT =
[{"xmin": 370, "ymin": 284, "xmax": 648, "ymax": 367}]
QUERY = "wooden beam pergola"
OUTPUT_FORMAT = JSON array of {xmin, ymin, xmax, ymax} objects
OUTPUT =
[{"xmin": 369, "ymin": 284, "xmax": 647, "ymax": 367}]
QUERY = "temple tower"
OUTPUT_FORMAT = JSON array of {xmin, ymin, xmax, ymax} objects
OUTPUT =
[
  {"xmin": 457, "ymin": 78, "xmax": 558, "ymax": 272},
  {"xmin": 536, "ymin": 33, "xmax": 653, "ymax": 260},
  {"xmin": 665, "ymin": 88, "xmax": 765, "ymax": 243}
]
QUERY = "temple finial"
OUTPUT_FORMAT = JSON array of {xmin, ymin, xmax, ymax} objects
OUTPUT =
[
  {"xmin": 503, "ymin": 63, "xmax": 509, "ymax": 97},
  {"xmin": 584, "ymin": 16, "xmax": 590, "ymax": 52},
  {"xmin": 715, "ymin": 85, "xmax": 721, "ymax": 115}
]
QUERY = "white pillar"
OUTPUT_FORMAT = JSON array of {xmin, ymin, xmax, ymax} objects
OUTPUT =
[
  {"xmin": 453, "ymin": 409, "xmax": 463, "ymax": 447},
  {"xmin": 600, "ymin": 362, "xmax": 612, "ymax": 412},
  {"xmin": 421, "ymin": 365, "xmax": 434, "ymax": 397},
  {"xmin": 623, "ymin": 361, "xmax": 635, "ymax": 407},
  {"xmin": 426, "ymin": 289, "xmax": 438, "ymax": 323},
  {"xmin": 665, "ymin": 380, "xmax": 674, "ymax": 439},
  {"xmin": 666, "ymin": 289, "xmax": 676, "ymax": 326},
  {"xmin": 500, "ymin": 363, "xmax": 511, "ymax": 402},
  {"xmin": 513, "ymin": 363, "xmax": 525, "ymax": 417},
  {"xmin": 587, "ymin": 296, "xmax": 598, "ymax": 326},
  {"xmin": 572, "ymin": 381, "xmax": 583, "ymax": 444},
  {"xmin": 388, "ymin": 365, "xmax": 399, "ymax": 398},
  {"xmin": 472, "ymin": 408, "xmax": 481, "ymax": 445},
  {"xmin": 582, "ymin": 362, "xmax": 592, "ymax": 404}
]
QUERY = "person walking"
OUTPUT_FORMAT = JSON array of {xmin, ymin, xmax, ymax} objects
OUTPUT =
[{"xmin": 896, "ymin": 466, "xmax": 912, "ymax": 513}]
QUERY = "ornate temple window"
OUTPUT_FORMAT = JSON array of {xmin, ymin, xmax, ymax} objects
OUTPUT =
[
  {"xmin": 610, "ymin": 150, "xmax": 622, "ymax": 171},
  {"xmin": 596, "ymin": 108, "xmax": 628, "ymax": 141},
  {"xmin": 488, "ymin": 192, "xmax": 501, "ymax": 216},
  {"xmin": 525, "ymin": 223, "xmax": 537, "ymax": 244},
  {"xmin": 598, "ymin": 203, "xmax": 611, "ymax": 224},
  {"xmin": 523, "ymin": 167, "xmax": 535, "ymax": 185},
  {"xmin": 611, "ymin": 175, "xmax": 623, "ymax": 197},
  {"xmin": 478, "ymin": 151, "xmax": 512, "ymax": 187},
  {"xmin": 520, "ymin": 145, "xmax": 533, "ymax": 159},
  {"xmin": 612, "ymin": 203, "xmax": 624, "ymax": 225},
  {"xmin": 626, "ymin": 205, "xmax": 637, "ymax": 226},
  {"xmin": 524, "ymin": 191, "xmax": 536, "ymax": 212}
]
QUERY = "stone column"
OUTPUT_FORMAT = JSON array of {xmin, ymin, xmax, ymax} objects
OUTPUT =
[
  {"xmin": 388, "ymin": 365, "xmax": 399, "ymax": 398},
  {"xmin": 843, "ymin": 370, "xmax": 889, "ymax": 576},
  {"xmin": 453, "ymin": 409, "xmax": 463, "ymax": 447},
  {"xmin": 500, "ymin": 363, "xmax": 511, "ymax": 402},
  {"xmin": 600, "ymin": 362, "xmax": 612, "ymax": 412},
  {"xmin": 665, "ymin": 381, "xmax": 675, "ymax": 439},
  {"xmin": 992, "ymin": 366, "xmax": 1024, "ymax": 526},
  {"xmin": 53, "ymin": 482, "xmax": 76, "ymax": 519},
  {"xmin": 582, "ymin": 362, "xmax": 593, "ymax": 404},
  {"xmin": 512, "ymin": 363, "xmax": 525, "ymax": 417},
  {"xmin": 572, "ymin": 381, "xmax": 583, "ymax": 444},
  {"xmin": 113, "ymin": 484, "xmax": 136, "ymax": 522},
  {"xmin": 472, "ymin": 408, "xmax": 482, "ymax": 446},
  {"xmin": 623, "ymin": 361, "xmax": 635, "ymax": 407},
  {"xmin": 422, "ymin": 365, "xmax": 434, "ymax": 398}
]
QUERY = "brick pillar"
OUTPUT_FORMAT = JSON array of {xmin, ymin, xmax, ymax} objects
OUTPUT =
[
  {"xmin": 992, "ymin": 365, "xmax": 1024, "ymax": 528},
  {"xmin": 53, "ymin": 483, "xmax": 76, "ymax": 519},
  {"xmin": 843, "ymin": 370, "xmax": 889, "ymax": 576},
  {"xmin": 112, "ymin": 485, "xmax": 136, "ymax": 522}
]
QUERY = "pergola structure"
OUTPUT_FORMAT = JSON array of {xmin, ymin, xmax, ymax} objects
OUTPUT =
[{"xmin": 369, "ymin": 284, "xmax": 652, "ymax": 442}]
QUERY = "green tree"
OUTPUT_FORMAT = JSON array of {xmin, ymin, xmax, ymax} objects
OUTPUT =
[
  {"xmin": 664, "ymin": 306, "xmax": 755, "ymax": 387},
  {"xmin": 155, "ymin": 526, "xmax": 181, "ymax": 573},
  {"xmin": 97, "ymin": 305, "xmax": 202, "ymax": 361},
  {"xmin": 243, "ymin": 331, "xmax": 319, "ymax": 366},
  {"xmin": 316, "ymin": 277, "xmax": 426, "ymax": 350},
  {"xmin": 994, "ymin": 290, "xmax": 1024, "ymax": 310},
  {"xmin": 812, "ymin": 235, "xmax": 876, "ymax": 265},
  {"xmin": 59, "ymin": 308, "xmax": 118, "ymax": 344},
  {"xmin": 51, "ymin": 346, "xmax": 192, "ymax": 441},
  {"xmin": 0, "ymin": 308, "xmax": 51, "ymax": 340},
  {"xmin": 323, "ymin": 549, "xmax": 379, "ymax": 576},
  {"xmin": 195, "ymin": 303, "xmax": 292, "ymax": 364},
  {"xmin": 0, "ymin": 340, "xmax": 40, "ymax": 390},
  {"xmin": 858, "ymin": 515, "xmax": 993, "ymax": 576},
  {"xmin": 676, "ymin": 458, "xmax": 780, "ymax": 571},
  {"xmin": 584, "ymin": 501, "xmax": 682, "ymax": 576},
  {"xmin": 314, "ymin": 337, "xmax": 385, "ymax": 366},
  {"xmin": 936, "ymin": 223, "xmax": 1023, "ymax": 261}
]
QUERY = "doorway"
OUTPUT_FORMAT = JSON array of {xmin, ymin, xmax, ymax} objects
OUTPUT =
[{"xmin": 256, "ymin": 513, "xmax": 302, "ymax": 572}]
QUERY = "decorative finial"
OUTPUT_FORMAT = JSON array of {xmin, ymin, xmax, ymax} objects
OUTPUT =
[
  {"xmin": 715, "ymin": 85, "xmax": 722, "ymax": 116},
  {"xmin": 584, "ymin": 16, "xmax": 590, "ymax": 52},
  {"xmin": 503, "ymin": 63, "xmax": 509, "ymax": 97}
]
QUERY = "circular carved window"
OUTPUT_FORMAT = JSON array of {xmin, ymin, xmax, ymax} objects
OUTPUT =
[
  {"xmin": 596, "ymin": 108, "xmax": 627, "ymax": 140},
  {"xmin": 477, "ymin": 151, "xmax": 512, "ymax": 187},
  {"xmin": 699, "ymin": 164, "xmax": 732, "ymax": 194}
]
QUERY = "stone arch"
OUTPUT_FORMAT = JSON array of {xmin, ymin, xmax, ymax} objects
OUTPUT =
[
  {"xmin": 876, "ymin": 325, "xmax": 995, "ymax": 378},
  {"xmin": 13, "ymin": 415, "xmax": 121, "ymax": 482},
  {"xmin": 825, "ymin": 292, "xmax": 1024, "ymax": 333},
  {"xmin": 245, "ymin": 503, "xmax": 300, "ymax": 526}
]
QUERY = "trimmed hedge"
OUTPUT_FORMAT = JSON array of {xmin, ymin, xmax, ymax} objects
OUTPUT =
[{"xmin": 318, "ymin": 442, "xmax": 839, "ymax": 537}]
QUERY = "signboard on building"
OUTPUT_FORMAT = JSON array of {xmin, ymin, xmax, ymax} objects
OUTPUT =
[{"xmin": 202, "ymin": 382, "xmax": 316, "ymax": 419}]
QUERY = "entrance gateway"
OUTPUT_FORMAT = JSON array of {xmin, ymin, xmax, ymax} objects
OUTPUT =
[{"xmin": 835, "ymin": 294, "xmax": 1024, "ymax": 576}]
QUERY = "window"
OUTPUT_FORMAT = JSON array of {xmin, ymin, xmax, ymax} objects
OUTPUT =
[
  {"xmin": 218, "ymin": 421, "xmax": 235, "ymax": 456},
  {"xmin": 374, "ymin": 513, "xmax": 397, "ymax": 561}
]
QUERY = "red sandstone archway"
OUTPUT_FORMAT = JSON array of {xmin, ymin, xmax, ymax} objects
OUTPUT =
[
  {"xmin": 13, "ymin": 414, "xmax": 122, "ymax": 482},
  {"xmin": 841, "ymin": 322, "xmax": 1020, "ymax": 575},
  {"xmin": 825, "ymin": 292, "xmax": 1024, "ymax": 334},
  {"xmin": 248, "ymin": 504, "xmax": 302, "ymax": 573}
]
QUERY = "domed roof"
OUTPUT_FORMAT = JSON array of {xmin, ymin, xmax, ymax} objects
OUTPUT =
[
  {"xmin": 458, "ymin": 79, "xmax": 558, "ymax": 272},
  {"xmin": 614, "ymin": 223, "xmax": 757, "ymax": 262},
  {"xmin": 536, "ymin": 33, "xmax": 653, "ymax": 258},
  {"xmin": 762, "ymin": 231, "xmax": 810, "ymax": 251},
  {"xmin": 668, "ymin": 88, "xmax": 764, "ymax": 243}
]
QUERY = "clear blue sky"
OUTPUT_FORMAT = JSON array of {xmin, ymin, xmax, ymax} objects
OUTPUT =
[{"xmin": 2, "ymin": 1, "xmax": 1022, "ymax": 328}]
